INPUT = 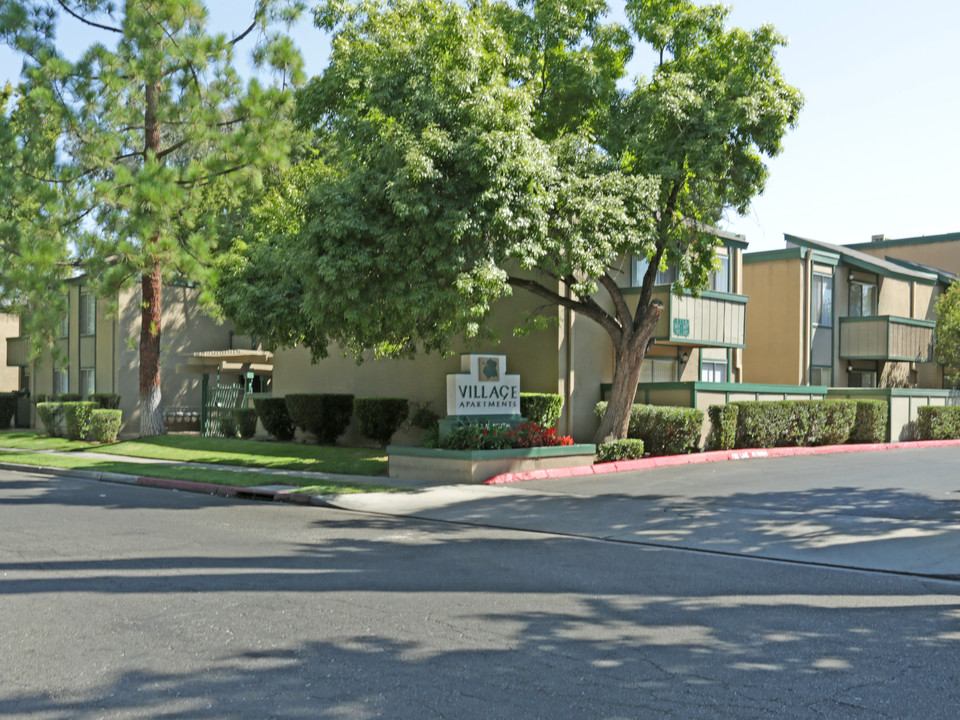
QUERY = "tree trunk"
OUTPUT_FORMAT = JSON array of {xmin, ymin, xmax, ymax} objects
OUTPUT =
[
  {"xmin": 593, "ymin": 299, "xmax": 664, "ymax": 444},
  {"xmin": 139, "ymin": 261, "xmax": 166, "ymax": 437},
  {"xmin": 139, "ymin": 80, "xmax": 166, "ymax": 437}
]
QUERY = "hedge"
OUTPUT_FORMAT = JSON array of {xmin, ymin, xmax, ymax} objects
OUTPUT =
[
  {"xmin": 218, "ymin": 413, "xmax": 238, "ymax": 438},
  {"xmin": 0, "ymin": 393, "xmax": 17, "ymax": 429},
  {"xmin": 596, "ymin": 438, "xmax": 645, "ymax": 463},
  {"xmin": 354, "ymin": 397, "xmax": 409, "ymax": 446},
  {"xmin": 235, "ymin": 408, "xmax": 258, "ymax": 440},
  {"xmin": 58, "ymin": 393, "xmax": 82, "ymax": 402},
  {"xmin": 254, "ymin": 397, "xmax": 295, "ymax": 441},
  {"xmin": 706, "ymin": 404, "xmax": 739, "ymax": 451},
  {"xmin": 917, "ymin": 406, "xmax": 960, "ymax": 440},
  {"xmin": 91, "ymin": 409, "xmax": 122, "ymax": 443},
  {"xmin": 90, "ymin": 393, "xmax": 121, "ymax": 410},
  {"xmin": 520, "ymin": 393, "xmax": 564, "ymax": 429},
  {"xmin": 63, "ymin": 401, "xmax": 99, "ymax": 441},
  {"xmin": 285, "ymin": 393, "xmax": 354, "ymax": 444},
  {"xmin": 731, "ymin": 400, "xmax": 857, "ymax": 448},
  {"xmin": 36, "ymin": 402, "xmax": 64, "ymax": 437},
  {"xmin": 594, "ymin": 402, "xmax": 702, "ymax": 456},
  {"xmin": 850, "ymin": 400, "xmax": 888, "ymax": 444}
]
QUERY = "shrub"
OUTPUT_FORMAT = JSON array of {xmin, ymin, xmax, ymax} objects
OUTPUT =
[
  {"xmin": 438, "ymin": 420, "xmax": 574, "ymax": 450},
  {"xmin": 596, "ymin": 438, "xmax": 645, "ymax": 463},
  {"xmin": 595, "ymin": 402, "xmax": 703, "ymax": 456},
  {"xmin": 285, "ymin": 393, "xmax": 354, "ymax": 444},
  {"xmin": 62, "ymin": 401, "xmax": 98, "ymax": 441},
  {"xmin": 58, "ymin": 393, "xmax": 82, "ymax": 402},
  {"xmin": 917, "ymin": 406, "xmax": 960, "ymax": 440},
  {"xmin": 36, "ymin": 402, "xmax": 64, "ymax": 437},
  {"xmin": 731, "ymin": 400, "xmax": 857, "ymax": 448},
  {"xmin": 91, "ymin": 409, "xmax": 122, "ymax": 443},
  {"xmin": 34, "ymin": 393, "xmax": 48, "ymax": 403},
  {"xmin": 90, "ymin": 393, "xmax": 121, "ymax": 410},
  {"xmin": 706, "ymin": 404, "xmax": 739, "ymax": 451},
  {"xmin": 218, "ymin": 413, "xmax": 238, "ymax": 438},
  {"xmin": 440, "ymin": 420, "xmax": 514, "ymax": 450},
  {"xmin": 520, "ymin": 393, "xmax": 564, "ymax": 428},
  {"xmin": 354, "ymin": 397, "xmax": 409, "ymax": 446},
  {"xmin": 509, "ymin": 421, "xmax": 574, "ymax": 448},
  {"xmin": 254, "ymin": 397, "xmax": 295, "ymax": 441},
  {"xmin": 0, "ymin": 393, "xmax": 17, "ymax": 429},
  {"xmin": 235, "ymin": 408, "xmax": 258, "ymax": 439},
  {"xmin": 409, "ymin": 403, "xmax": 440, "ymax": 430},
  {"xmin": 850, "ymin": 400, "xmax": 888, "ymax": 443}
]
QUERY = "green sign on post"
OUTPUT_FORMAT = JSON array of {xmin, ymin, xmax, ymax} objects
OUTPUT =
[{"xmin": 673, "ymin": 318, "xmax": 690, "ymax": 338}]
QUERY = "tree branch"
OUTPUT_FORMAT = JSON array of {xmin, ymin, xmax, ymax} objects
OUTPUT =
[
  {"xmin": 56, "ymin": 0, "xmax": 122, "ymax": 33},
  {"xmin": 508, "ymin": 275, "xmax": 622, "ymax": 345},
  {"xmin": 229, "ymin": 21, "xmax": 258, "ymax": 46}
]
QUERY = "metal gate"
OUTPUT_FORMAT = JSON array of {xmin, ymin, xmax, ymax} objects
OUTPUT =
[{"xmin": 202, "ymin": 385, "xmax": 245, "ymax": 437}]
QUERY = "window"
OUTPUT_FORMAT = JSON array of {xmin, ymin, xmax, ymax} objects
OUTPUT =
[
  {"xmin": 701, "ymin": 361, "xmax": 728, "ymax": 383},
  {"xmin": 79, "ymin": 293, "xmax": 96, "ymax": 335},
  {"xmin": 80, "ymin": 369, "xmax": 95, "ymax": 397},
  {"xmin": 709, "ymin": 252, "xmax": 730, "ymax": 293},
  {"xmin": 633, "ymin": 256, "xmax": 677, "ymax": 287},
  {"xmin": 810, "ymin": 367, "xmax": 831, "ymax": 386},
  {"xmin": 58, "ymin": 313, "xmax": 69, "ymax": 339},
  {"xmin": 639, "ymin": 358, "xmax": 678, "ymax": 383},
  {"xmin": 848, "ymin": 280, "xmax": 878, "ymax": 318},
  {"xmin": 848, "ymin": 370, "xmax": 877, "ymax": 388},
  {"xmin": 53, "ymin": 368, "xmax": 69, "ymax": 396},
  {"xmin": 812, "ymin": 273, "xmax": 833, "ymax": 326}
]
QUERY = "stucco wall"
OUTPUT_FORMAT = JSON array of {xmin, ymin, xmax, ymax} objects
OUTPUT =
[{"xmin": 742, "ymin": 258, "xmax": 805, "ymax": 384}]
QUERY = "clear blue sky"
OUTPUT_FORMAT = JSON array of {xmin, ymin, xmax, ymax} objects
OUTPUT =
[{"xmin": 4, "ymin": 1, "xmax": 959, "ymax": 253}]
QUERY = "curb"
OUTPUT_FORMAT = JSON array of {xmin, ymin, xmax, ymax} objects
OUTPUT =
[
  {"xmin": 0, "ymin": 461, "xmax": 316, "ymax": 504},
  {"xmin": 481, "ymin": 438, "xmax": 960, "ymax": 485}
]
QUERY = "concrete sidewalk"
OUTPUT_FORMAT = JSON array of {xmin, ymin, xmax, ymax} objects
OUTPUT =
[{"xmin": 4, "ymin": 443, "xmax": 960, "ymax": 579}]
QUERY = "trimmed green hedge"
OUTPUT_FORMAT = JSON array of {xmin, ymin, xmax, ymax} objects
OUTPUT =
[
  {"xmin": 0, "ymin": 393, "xmax": 17, "ymax": 429},
  {"xmin": 706, "ymin": 404, "xmax": 739, "ymax": 451},
  {"xmin": 354, "ymin": 397, "xmax": 409, "ymax": 446},
  {"xmin": 90, "ymin": 393, "xmax": 121, "ymax": 410},
  {"xmin": 63, "ymin": 401, "xmax": 98, "ymax": 441},
  {"xmin": 851, "ymin": 400, "xmax": 888, "ymax": 444},
  {"xmin": 596, "ymin": 438, "xmax": 645, "ymax": 463},
  {"xmin": 595, "ymin": 402, "xmax": 702, "ymax": 456},
  {"xmin": 235, "ymin": 408, "xmax": 258, "ymax": 440},
  {"xmin": 285, "ymin": 393, "xmax": 354, "ymax": 444},
  {"xmin": 917, "ymin": 406, "xmax": 960, "ymax": 440},
  {"xmin": 36, "ymin": 402, "xmax": 64, "ymax": 437},
  {"xmin": 91, "ymin": 409, "xmax": 122, "ymax": 443},
  {"xmin": 731, "ymin": 400, "xmax": 857, "ymax": 448},
  {"xmin": 254, "ymin": 397, "xmax": 295, "ymax": 441},
  {"xmin": 520, "ymin": 393, "xmax": 564, "ymax": 429}
]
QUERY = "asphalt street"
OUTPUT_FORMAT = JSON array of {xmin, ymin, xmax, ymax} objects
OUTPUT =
[{"xmin": 3, "ymin": 458, "xmax": 960, "ymax": 719}]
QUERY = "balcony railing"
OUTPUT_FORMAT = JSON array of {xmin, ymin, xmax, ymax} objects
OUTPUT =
[
  {"xmin": 6, "ymin": 337, "xmax": 29, "ymax": 367},
  {"xmin": 649, "ymin": 288, "xmax": 747, "ymax": 348},
  {"xmin": 839, "ymin": 315, "xmax": 935, "ymax": 362}
]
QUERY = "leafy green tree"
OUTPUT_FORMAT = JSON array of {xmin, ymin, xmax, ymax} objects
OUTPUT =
[
  {"xmin": 217, "ymin": 0, "xmax": 802, "ymax": 442},
  {"xmin": 0, "ymin": 0, "xmax": 304, "ymax": 435},
  {"xmin": 935, "ymin": 280, "xmax": 960, "ymax": 388}
]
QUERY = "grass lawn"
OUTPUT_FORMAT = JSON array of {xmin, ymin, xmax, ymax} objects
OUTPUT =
[
  {"xmin": 0, "ymin": 450, "xmax": 398, "ymax": 493},
  {"xmin": 0, "ymin": 431, "xmax": 399, "ymax": 493},
  {"xmin": 0, "ymin": 430, "xmax": 388, "ymax": 476}
]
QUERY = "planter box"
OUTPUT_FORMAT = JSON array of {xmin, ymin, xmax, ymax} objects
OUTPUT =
[{"xmin": 387, "ymin": 444, "xmax": 597, "ymax": 484}]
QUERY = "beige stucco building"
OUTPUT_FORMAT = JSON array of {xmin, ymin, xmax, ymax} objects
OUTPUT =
[
  {"xmin": 5, "ymin": 277, "xmax": 247, "ymax": 433},
  {"xmin": 743, "ymin": 234, "xmax": 954, "ymax": 390}
]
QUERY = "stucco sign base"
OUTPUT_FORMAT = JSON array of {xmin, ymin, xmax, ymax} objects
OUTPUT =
[{"xmin": 387, "ymin": 445, "xmax": 597, "ymax": 485}]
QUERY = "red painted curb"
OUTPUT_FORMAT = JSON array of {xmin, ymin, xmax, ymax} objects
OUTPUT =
[{"xmin": 482, "ymin": 439, "xmax": 960, "ymax": 485}]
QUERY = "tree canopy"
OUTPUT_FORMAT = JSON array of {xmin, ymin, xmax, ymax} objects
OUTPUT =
[
  {"xmin": 216, "ymin": 0, "xmax": 803, "ymax": 441},
  {"xmin": 1, "ymin": 0, "xmax": 305, "ymax": 434},
  {"xmin": 935, "ymin": 280, "xmax": 960, "ymax": 388}
]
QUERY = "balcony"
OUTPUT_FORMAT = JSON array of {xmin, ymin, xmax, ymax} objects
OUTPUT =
[
  {"xmin": 839, "ymin": 315, "xmax": 935, "ymax": 362},
  {"xmin": 650, "ymin": 288, "xmax": 747, "ymax": 348},
  {"xmin": 6, "ymin": 337, "xmax": 29, "ymax": 367}
]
